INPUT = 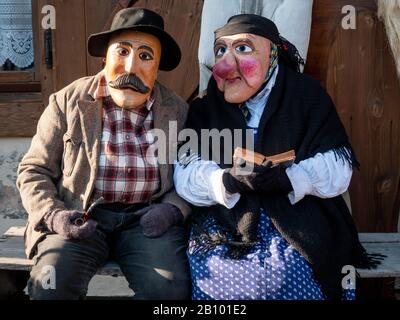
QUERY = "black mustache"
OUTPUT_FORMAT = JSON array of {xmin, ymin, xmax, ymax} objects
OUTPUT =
[{"xmin": 108, "ymin": 73, "xmax": 150, "ymax": 94}]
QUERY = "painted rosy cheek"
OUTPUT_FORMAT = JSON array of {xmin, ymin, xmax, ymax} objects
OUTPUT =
[{"xmin": 238, "ymin": 59, "xmax": 259, "ymax": 78}]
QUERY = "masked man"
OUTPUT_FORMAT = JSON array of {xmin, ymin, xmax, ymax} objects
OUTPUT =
[
  {"xmin": 175, "ymin": 14, "xmax": 380, "ymax": 300},
  {"xmin": 17, "ymin": 8, "xmax": 191, "ymax": 300}
]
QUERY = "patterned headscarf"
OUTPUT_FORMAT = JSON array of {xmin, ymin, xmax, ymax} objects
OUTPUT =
[{"xmin": 266, "ymin": 42, "xmax": 279, "ymax": 83}]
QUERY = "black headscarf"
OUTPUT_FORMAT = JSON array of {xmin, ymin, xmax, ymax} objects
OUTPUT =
[{"xmin": 215, "ymin": 14, "xmax": 305, "ymax": 72}]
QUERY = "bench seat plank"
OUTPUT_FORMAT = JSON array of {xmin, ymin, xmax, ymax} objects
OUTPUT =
[
  {"xmin": 1, "ymin": 228, "xmax": 399, "ymax": 278},
  {"xmin": 3, "ymin": 226, "xmax": 25, "ymax": 238},
  {"xmin": 358, "ymin": 233, "xmax": 400, "ymax": 243},
  {"xmin": 357, "ymin": 243, "xmax": 400, "ymax": 278},
  {"xmin": 0, "ymin": 227, "xmax": 124, "ymax": 276}
]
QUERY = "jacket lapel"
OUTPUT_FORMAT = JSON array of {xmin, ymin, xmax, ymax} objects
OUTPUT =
[
  {"xmin": 151, "ymin": 82, "xmax": 177, "ymax": 199},
  {"xmin": 77, "ymin": 99, "xmax": 103, "ymax": 160},
  {"xmin": 76, "ymin": 73, "xmax": 103, "ymax": 175}
]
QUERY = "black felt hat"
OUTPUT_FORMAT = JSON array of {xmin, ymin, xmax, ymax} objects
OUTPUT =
[{"xmin": 88, "ymin": 7, "xmax": 181, "ymax": 71}]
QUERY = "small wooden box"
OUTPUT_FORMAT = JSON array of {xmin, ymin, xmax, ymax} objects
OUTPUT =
[{"xmin": 233, "ymin": 148, "xmax": 296, "ymax": 167}]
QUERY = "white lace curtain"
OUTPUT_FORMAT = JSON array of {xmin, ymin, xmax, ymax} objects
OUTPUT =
[{"xmin": 0, "ymin": 0, "xmax": 34, "ymax": 69}]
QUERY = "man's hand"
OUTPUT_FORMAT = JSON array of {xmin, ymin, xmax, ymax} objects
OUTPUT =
[
  {"xmin": 134, "ymin": 203, "xmax": 183, "ymax": 238},
  {"xmin": 222, "ymin": 160, "xmax": 293, "ymax": 195},
  {"xmin": 43, "ymin": 210, "xmax": 98, "ymax": 240}
]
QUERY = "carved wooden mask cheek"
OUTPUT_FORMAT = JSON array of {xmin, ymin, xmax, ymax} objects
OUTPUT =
[
  {"xmin": 213, "ymin": 33, "xmax": 271, "ymax": 104},
  {"xmin": 104, "ymin": 30, "xmax": 161, "ymax": 110}
]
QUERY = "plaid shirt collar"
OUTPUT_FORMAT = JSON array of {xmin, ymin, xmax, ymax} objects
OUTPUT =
[{"xmin": 94, "ymin": 70, "xmax": 155, "ymax": 111}]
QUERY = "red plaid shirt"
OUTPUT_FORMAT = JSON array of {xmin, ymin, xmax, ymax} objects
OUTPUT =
[{"xmin": 91, "ymin": 74, "xmax": 160, "ymax": 204}]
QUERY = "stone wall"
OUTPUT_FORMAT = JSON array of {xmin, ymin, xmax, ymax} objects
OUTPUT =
[{"xmin": 0, "ymin": 138, "xmax": 31, "ymax": 234}]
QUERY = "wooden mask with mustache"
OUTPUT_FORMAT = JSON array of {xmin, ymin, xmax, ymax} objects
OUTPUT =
[{"xmin": 104, "ymin": 30, "xmax": 161, "ymax": 110}]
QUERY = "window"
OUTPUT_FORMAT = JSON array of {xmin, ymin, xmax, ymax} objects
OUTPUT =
[
  {"xmin": 0, "ymin": 0, "xmax": 40, "ymax": 92},
  {"xmin": 0, "ymin": 0, "xmax": 34, "ymax": 71}
]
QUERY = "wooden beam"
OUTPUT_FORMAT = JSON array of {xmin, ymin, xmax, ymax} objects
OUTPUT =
[
  {"xmin": 0, "ymin": 72, "xmax": 35, "ymax": 83},
  {"xmin": 0, "ymin": 97, "xmax": 44, "ymax": 137},
  {"xmin": 0, "ymin": 83, "xmax": 41, "ymax": 93}
]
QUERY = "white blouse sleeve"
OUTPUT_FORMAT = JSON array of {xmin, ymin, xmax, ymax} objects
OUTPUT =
[
  {"xmin": 286, "ymin": 150, "xmax": 353, "ymax": 205},
  {"xmin": 174, "ymin": 157, "xmax": 241, "ymax": 209}
]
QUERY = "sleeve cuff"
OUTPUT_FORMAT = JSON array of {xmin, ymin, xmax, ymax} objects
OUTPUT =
[
  {"xmin": 286, "ymin": 164, "xmax": 313, "ymax": 205},
  {"xmin": 209, "ymin": 169, "xmax": 241, "ymax": 209}
]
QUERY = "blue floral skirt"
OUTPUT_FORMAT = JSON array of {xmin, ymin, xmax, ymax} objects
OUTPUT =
[{"xmin": 188, "ymin": 211, "xmax": 355, "ymax": 300}]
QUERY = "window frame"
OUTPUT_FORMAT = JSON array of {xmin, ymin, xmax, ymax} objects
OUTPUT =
[{"xmin": 0, "ymin": 1, "xmax": 41, "ymax": 92}]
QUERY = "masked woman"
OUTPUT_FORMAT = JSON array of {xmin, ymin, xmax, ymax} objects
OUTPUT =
[{"xmin": 174, "ymin": 14, "xmax": 382, "ymax": 301}]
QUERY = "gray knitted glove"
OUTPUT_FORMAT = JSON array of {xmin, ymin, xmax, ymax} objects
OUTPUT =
[
  {"xmin": 43, "ymin": 210, "xmax": 98, "ymax": 240},
  {"xmin": 135, "ymin": 203, "xmax": 183, "ymax": 238}
]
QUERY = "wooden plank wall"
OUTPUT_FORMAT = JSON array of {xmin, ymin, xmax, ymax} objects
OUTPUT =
[
  {"xmin": 129, "ymin": 0, "xmax": 203, "ymax": 100},
  {"xmin": 306, "ymin": 0, "xmax": 400, "ymax": 234},
  {"xmin": 51, "ymin": 0, "xmax": 119, "ymax": 91},
  {"xmin": 305, "ymin": 0, "xmax": 400, "ymax": 299}
]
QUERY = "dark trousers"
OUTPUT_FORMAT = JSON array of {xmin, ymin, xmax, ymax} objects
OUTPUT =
[{"xmin": 28, "ymin": 204, "xmax": 191, "ymax": 300}]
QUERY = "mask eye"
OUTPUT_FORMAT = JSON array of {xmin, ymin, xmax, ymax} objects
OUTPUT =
[
  {"xmin": 215, "ymin": 46, "xmax": 227, "ymax": 58},
  {"xmin": 235, "ymin": 44, "xmax": 253, "ymax": 53},
  {"xmin": 139, "ymin": 52, "xmax": 153, "ymax": 61},
  {"xmin": 116, "ymin": 47, "xmax": 130, "ymax": 56}
]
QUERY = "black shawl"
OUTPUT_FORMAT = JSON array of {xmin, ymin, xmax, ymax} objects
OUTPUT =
[{"xmin": 183, "ymin": 64, "xmax": 382, "ymax": 300}]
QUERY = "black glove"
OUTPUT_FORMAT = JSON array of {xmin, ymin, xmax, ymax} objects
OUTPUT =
[
  {"xmin": 222, "ymin": 160, "xmax": 293, "ymax": 195},
  {"xmin": 43, "ymin": 209, "xmax": 98, "ymax": 240},
  {"xmin": 134, "ymin": 203, "xmax": 183, "ymax": 238}
]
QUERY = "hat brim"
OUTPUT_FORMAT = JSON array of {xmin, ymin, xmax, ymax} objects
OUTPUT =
[{"xmin": 88, "ymin": 25, "xmax": 181, "ymax": 71}]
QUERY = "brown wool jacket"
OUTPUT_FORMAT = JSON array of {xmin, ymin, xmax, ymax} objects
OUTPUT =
[{"xmin": 17, "ymin": 71, "xmax": 191, "ymax": 258}]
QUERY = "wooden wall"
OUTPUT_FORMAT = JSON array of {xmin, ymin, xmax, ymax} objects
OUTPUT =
[
  {"xmin": 45, "ymin": 0, "xmax": 119, "ymax": 92},
  {"xmin": 305, "ymin": 0, "xmax": 400, "ymax": 234},
  {"xmin": 305, "ymin": 0, "xmax": 400, "ymax": 299},
  {"xmin": 108, "ymin": 0, "xmax": 204, "ymax": 100}
]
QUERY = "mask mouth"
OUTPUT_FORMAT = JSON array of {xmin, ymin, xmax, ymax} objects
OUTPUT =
[
  {"xmin": 226, "ymin": 76, "xmax": 242, "ymax": 84},
  {"xmin": 108, "ymin": 73, "xmax": 151, "ymax": 94}
]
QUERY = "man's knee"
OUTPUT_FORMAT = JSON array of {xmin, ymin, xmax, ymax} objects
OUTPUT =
[
  {"xmin": 28, "ymin": 262, "xmax": 88, "ymax": 300},
  {"xmin": 28, "ymin": 238, "xmax": 100, "ymax": 300}
]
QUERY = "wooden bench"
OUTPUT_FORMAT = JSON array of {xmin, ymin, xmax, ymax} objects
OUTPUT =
[
  {"xmin": 0, "ymin": 226, "xmax": 123, "ymax": 277},
  {"xmin": 0, "ymin": 226, "xmax": 399, "ymax": 297}
]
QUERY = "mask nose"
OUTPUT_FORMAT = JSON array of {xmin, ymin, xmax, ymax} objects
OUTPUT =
[
  {"xmin": 213, "ymin": 53, "xmax": 237, "ymax": 80},
  {"xmin": 124, "ymin": 53, "xmax": 137, "ymax": 74}
]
